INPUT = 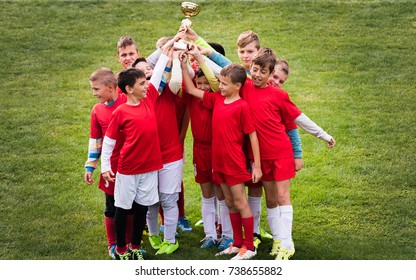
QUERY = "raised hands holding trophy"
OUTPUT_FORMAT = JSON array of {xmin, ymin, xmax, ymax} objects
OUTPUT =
[{"xmin": 174, "ymin": 2, "xmax": 200, "ymax": 51}]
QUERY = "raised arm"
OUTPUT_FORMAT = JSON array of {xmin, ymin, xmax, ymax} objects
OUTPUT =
[{"xmin": 180, "ymin": 52, "xmax": 204, "ymax": 99}]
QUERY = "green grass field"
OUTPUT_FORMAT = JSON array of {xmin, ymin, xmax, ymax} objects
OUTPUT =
[{"xmin": 0, "ymin": 0, "xmax": 415, "ymax": 260}]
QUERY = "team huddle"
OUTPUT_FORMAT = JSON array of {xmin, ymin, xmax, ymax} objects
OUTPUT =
[{"xmin": 84, "ymin": 27, "xmax": 336, "ymax": 261}]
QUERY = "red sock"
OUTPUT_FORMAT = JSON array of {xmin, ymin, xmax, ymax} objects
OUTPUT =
[
  {"xmin": 242, "ymin": 216, "xmax": 255, "ymax": 251},
  {"xmin": 129, "ymin": 243, "xmax": 141, "ymax": 250},
  {"xmin": 125, "ymin": 214, "xmax": 133, "ymax": 243},
  {"xmin": 229, "ymin": 212, "xmax": 243, "ymax": 248},
  {"xmin": 104, "ymin": 216, "xmax": 116, "ymax": 249},
  {"xmin": 116, "ymin": 245, "xmax": 128, "ymax": 255}
]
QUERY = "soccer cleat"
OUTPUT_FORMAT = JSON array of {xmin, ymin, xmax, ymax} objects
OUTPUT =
[
  {"xmin": 115, "ymin": 250, "xmax": 131, "ymax": 260},
  {"xmin": 275, "ymin": 246, "xmax": 295, "ymax": 260},
  {"xmin": 131, "ymin": 249, "xmax": 145, "ymax": 260},
  {"xmin": 215, "ymin": 243, "xmax": 240, "ymax": 256},
  {"xmin": 177, "ymin": 216, "xmax": 193, "ymax": 232},
  {"xmin": 217, "ymin": 236, "xmax": 233, "ymax": 251},
  {"xmin": 194, "ymin": 219, "xmax": 204, "ymax": 226},
  {"xmin": 200, "ymin": 236, "xmax": 216, "ymax": 249},
  {"xmin": 253, "ymin": 233, "xmax": 262, "ymax": 249},
  {"xmin": 108, "ymin": 245, "xmax": 116, "ymax": 259},
  {"xmin": 230, "ymin": 245, "xmax": 257, "ymax": 260},
  {"xmin": 156, "ymin": 240, "xmax": 179, "ymax": 255},
  {"xmin": 260, "ymin": 228, "xmax": 273, "ymax": 239},
  {"xmin": 149, "ymin": 234, "xmax": 163, "ymax": 249},
  {"xmin": 270, "ymin": 239, "xmax": 281, "ymax": 256}
]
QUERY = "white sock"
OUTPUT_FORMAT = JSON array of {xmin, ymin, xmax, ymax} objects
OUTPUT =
[
  {"xmin": 279, "ymin": 205, "xmax": 294, "ymax": 250},
  {"xmin": 248, "ymin": 196, "xmax": 262, "ymax": 235},
  {"xmin": 267, "ymin": 206, "xmax": 280, "ymax": 240},
  {"xmin": 162, "ymin": 202, "xmax": 179, "ymax": 243},
  {"xmin": 218, "ymin": 200, "xmax": 232, "ymax": 238},
  {"xmin": 215, "ymin": 197, "xmax": 220, "ymax": 225},
  {"xmin": 146, "ymin": 203, "xmax": 160, "ymax": 235},
  {"xmin": 202, "ymin": 196, "xmax": 217, "ymax": 239}
]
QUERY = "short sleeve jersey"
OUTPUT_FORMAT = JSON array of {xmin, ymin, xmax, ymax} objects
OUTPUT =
[
  {"xmin": 90, "ymin": 93, "xmax": 127, "ymax": 173},
  {"xmin": 105, "ymin": 84, "xmax": 163, "ymax": 175},
  {"xmin": 203, "ymin": 91, "xmax": 255, "ymax": 175},
  {"xmin": 155, "ymin": 86, "xmax": 183, "ymax": 164},
  {"xmin": 241, "ymin": 79, "xmax": 302, "ymax": 160},
  {"xmin": 182, "ymin": 90, "xmax": 213, "ymax": 147}
]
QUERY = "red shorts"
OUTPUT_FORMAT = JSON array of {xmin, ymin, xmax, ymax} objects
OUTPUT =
[
  {"xmin": 260, "ymin": 158, "xmax": 295, "ymax": 181},
  {"xmin": 98, "ymin": 173, "xmax": 115, "ymax": 195},
  {"xmin": 193, "ymin": 144, "xmax": 212, "ymax": 184},
  {"xmin": 212, "ymin": 171, "xmax": 252, "ymax": 187}
]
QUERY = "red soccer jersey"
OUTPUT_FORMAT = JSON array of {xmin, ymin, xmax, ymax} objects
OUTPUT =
[
  {"xmin": 155, "ymin": 86, "xmax": 183, "ymax": 164},
  {"xmin": 203, "ymin": 91, "xmax": 255, "ymax": 175},
  {"xmin": 182, "ymin": 90, "xmax": 213, "ymax": 147},
  {"xmin": 105, "ymin": 84, "xmax": 163, "ymax": 175},
  {"xmin": 241, "ymin": 79, "xmax": 302, "ymax": 160},
  {"xmin": 89, "ymin": 93, "xmax": 127, "ymax": 194}
]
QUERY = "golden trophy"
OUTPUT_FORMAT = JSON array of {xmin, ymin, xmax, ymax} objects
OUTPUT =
[
  {"xmin": 174, "ymin": 2, "xmax": 201, "ymax": 50},
  {"xmin": 180, "ymin": 2, "xmax": 200, "ymax": 30}
]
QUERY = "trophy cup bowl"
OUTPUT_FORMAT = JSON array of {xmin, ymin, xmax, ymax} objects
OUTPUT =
[{"xmin": 174, "ymin": 2, "xmax": 201, "ymax": 50}]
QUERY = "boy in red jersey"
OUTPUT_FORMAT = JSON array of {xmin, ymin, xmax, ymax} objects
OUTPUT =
[
  {"xmin": 241, "ymin": 47, "xmax": 336, "ymax": 260},
  {"xmin": 181, "ymin": 47, "xmax": 262, "ymax": 260},
  {"xmin": 101, "ymin": 68, "xmax": 164, "ymax": 260},
  {"xmin": 84, "ymin": 68, "xmax": 127, "ymax": 259},
  {"xmin": 132, "ymin": 41, "xmax": 185, "ymax": 255},
  {"xmin": 181, "ymin": 52, "xmax": 234, "ymax": 251}
]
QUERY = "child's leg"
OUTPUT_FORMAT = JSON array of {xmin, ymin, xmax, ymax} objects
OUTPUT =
[
  {"xmin": 248, "ymin": 187, "xmax": 262, "ymax": 236},
  {"xmin": 130, "ymin": 202, "xmax": 148, "ymax": 248},
  {"xmin": 160, "ymin": 192, "xmax": 179, "ymax": 243},
  {"xmin": 263, "ymin": 180, "xmax": 280, "ymax": 239},
  {"xmin": 104, "ymin": 194, "xmax": 116, "ymax": 250},
  {"xmin": 114, "ymin": 207, "xmax": 129, "ymax": 253},
  {"xmin": 147, "ymin": 203, "xmax": 160, "ymax": 235},
  {"xmin": 229, "ymin": 183, "xmax": 254, "ymax": 250},
  {"xmin": 273, "ymin": 179, "xmax": 293, "ymax": 249},
  {"xmin": 217, "ymin": 186, "xmax": 232, "ymax": 239},
  {"xmin": 200, "ymin": 182, "xmax": 216, "ymax": 239}
]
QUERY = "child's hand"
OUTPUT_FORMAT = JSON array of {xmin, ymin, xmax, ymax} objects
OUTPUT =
[
  {"xmin": 187, "ymin": 43, "xmax": 200, "ymax": 56},
  {"xmin": 294, "ymin": 158, "xmax": 304, "ymax": 171},
  {"xmin": 102, "ymin": 170, "xmax": 115, "ymax": 184},
  {"xmin": 84, "ymin": 171, "xmax": 94, "ymax": 185},
  {"xmin": 327, "ymin": 137, "xmax": 336, "ymax": 148},
  {"xmin": 252, "ymin": 166, "xmax": 262, "ymax": 183},
  {"xmin": 184, "ymin": 26, "xmax": 198, "ymax": 41}
]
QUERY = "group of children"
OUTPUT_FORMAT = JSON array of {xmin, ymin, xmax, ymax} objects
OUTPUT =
[{"xmin": 84, "ymin": 27, "xmax": 335, "ymax": 261}]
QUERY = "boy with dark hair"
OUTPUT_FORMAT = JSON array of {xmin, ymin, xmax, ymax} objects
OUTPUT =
[
  {"xmin": 241, "ymin": 47, "xmax": 335, "ymax": 260},
  {"xmin": 101, "ymin": 68, "xmax": 163, "ymax": 260}
]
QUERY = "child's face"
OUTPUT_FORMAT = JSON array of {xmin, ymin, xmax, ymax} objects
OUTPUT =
[
  {"xmin": 195, "ymin": 76, "xmax": 211, "ymax": 92},
  {"xmin": 129, "ymin": 77, "xmax": 148, "ymax": 100},
  {"xmin": 268, "ymin": 68, "xmax": 288, "ymax": 88},
  {"xmin": 135, "ymin": 61, "xmax": 153, "ymax": 80},
  {"xmin": 90, "ymin": 80, "xmax": 114, "ymax": 104},
  {"xmin": 251, "ymin": 63, "xmax": 272, "ymax": 88},
  {"xmin": 118, "ymin": 45, "xmax": 139, "ymax": 69},
  {"xmin": 219, "ymin": 75, "xmax": 239, "ymax": 97},
  {"xmin": 237, "ymin": 41, "xmax": 259, "ymax": 70}
]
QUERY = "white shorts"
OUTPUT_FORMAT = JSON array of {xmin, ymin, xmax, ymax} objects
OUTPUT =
[
  {"xmin": 114, "ymin": 171, "xmax": 159, "ymax": 210},
  {"xmin": 158, "ymin": 159, "xmax": 183, "ymax": 194}
]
